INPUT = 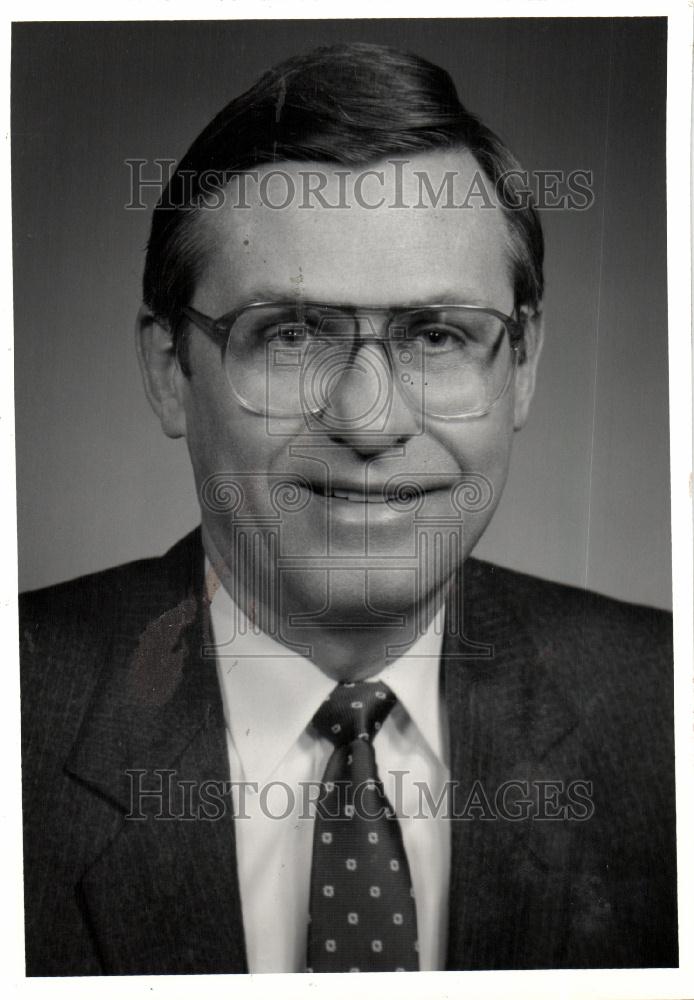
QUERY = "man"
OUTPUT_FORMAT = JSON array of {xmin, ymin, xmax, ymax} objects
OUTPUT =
[{"xmin": 20, "ymin": 43, "xmax": 677, "ymax": 975}]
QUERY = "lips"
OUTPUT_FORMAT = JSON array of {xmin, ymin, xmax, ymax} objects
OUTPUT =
[
  {"xmin": 308, "ymin": 482, "xmax": 397, "ymax": 504},
  {"xmin": 301, "ymin": 481, "xmax": 454, "ymax": 504}
]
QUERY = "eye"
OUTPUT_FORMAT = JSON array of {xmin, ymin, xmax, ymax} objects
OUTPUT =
[
  {"xmin": 260, "ymin": 320, "xmax": 317, "ymax": 345},
  {"xmin": 275, "ymin": 324, "xmax": 308, "ymax": 344},
  {"xmin": 410, "ymin": 323, "xmax": 465, "ymax": 350},
  {"xmin": 422, "ymin": 328, "xmax": 450, "ymax": 347}
]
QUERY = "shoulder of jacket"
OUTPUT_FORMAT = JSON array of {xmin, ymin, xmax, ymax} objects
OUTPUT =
[
  {"xmin": 19, "ymin": 527, "xmax": 202, "ymax": 640},
  {"xmin": 465, "ymin": 556, "xmax": 672, "ymax": 661}
]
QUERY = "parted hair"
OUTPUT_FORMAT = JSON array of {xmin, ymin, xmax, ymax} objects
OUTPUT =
[{"xmin": 143, "ymin": 42, "xmax": 544, "ymax": 341}]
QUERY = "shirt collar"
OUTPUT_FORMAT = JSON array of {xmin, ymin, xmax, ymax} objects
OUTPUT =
[
  {"xmin": 207, "ymin": 561, "xmax": 446, "ymax": 786},
  {"xmin": 377, "ymin": 617, "xmax": 446, "ymax": 763}
]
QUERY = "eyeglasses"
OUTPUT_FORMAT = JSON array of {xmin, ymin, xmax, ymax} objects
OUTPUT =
[{"xmin": 181, "ymin": 300, "xmax": 525, "ymax": 421}]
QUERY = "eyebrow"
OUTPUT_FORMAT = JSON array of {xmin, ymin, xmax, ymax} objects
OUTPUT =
[
  {"xmin": 393, "ymin": 292, "xmax": 499, "ymax": 309},
  {"xmin": 228, "ymin": 290, "xmax": 505, "ymax": 311}
]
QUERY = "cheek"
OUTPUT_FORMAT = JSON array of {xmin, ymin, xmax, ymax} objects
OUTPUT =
[
  {"xmin": 184, "ymin": 387, "xmax": 235, "ymax": 480},
  {"xmin": 426, "ymin": 401, "xmax": 515, "ymax": 547},
  {"xmin": 182, "ymin": 373, "xmax": 292, "ymax": 515},
  {"xmin": 428, "ymin": 400, "xmax": 515, "ymax": 481}
]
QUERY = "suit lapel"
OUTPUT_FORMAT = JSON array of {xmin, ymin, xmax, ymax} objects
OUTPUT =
[
  {"xmin": 443, "ymin": 559, "xmax": 578, "ymax": 970},
  {"xmin": 63, "ymin": 533, "xmax": 580, "ymax": 973},
  {"xmin": 65, "ymin": 531, "xmax": 248, "ymax": 974}
]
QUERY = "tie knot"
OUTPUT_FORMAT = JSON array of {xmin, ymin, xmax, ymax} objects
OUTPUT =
[{"xmin": 311, "ymin": 681, "xmax": 396, "ymax": 746}]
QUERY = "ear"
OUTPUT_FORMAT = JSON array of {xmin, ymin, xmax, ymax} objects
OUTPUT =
[
  {"xmin": 135, "ymin": 306, "xmax": 187, "ymax": 439},
  {"xmin": 513, "ymin": 307, "xmax": 544, "ymax": 431}
]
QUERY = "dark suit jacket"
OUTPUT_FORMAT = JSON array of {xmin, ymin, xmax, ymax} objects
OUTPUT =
[{"xmin": 19, "ymin": 528, "xmax": 678, "ymax": 974}]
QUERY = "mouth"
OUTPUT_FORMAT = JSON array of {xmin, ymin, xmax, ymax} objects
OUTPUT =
[
  {"xmin": 307, "ymin": 483, "xmax": 397, "ymax": 504},
  {"xmin": 301, "ymin": 481, "xmax": 454, "ymax": 506}
]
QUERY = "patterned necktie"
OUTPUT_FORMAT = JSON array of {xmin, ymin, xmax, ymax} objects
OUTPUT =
[{"xmin": 306, "ymin": 681, "xmax": 419, "ymax": 972}]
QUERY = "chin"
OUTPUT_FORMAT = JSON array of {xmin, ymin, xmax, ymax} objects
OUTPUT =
[
  {"xmin": 280, "ymin": 564, "xmax": 443, "ymax": 635},
  {"xmin": 278, "ymin": 568, "xmax": 431, "ymax": 669}
]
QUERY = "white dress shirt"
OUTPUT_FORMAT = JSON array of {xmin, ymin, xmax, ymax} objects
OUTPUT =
[{"xmin": 208, "ymin": 571, "xmax": 451, "ymax": 973}]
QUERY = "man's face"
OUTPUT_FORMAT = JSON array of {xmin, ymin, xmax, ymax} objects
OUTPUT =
[{"xmin": 146, "ymin": 150, "xmax": 542, "ymax": 638}]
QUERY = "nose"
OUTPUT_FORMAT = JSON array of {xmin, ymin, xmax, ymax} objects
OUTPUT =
[{"xmin": 313, "ymin": 340, "xmax": 420, "ymax": 456}]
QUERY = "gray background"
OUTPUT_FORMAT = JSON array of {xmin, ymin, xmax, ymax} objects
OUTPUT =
[{"xmin": 12, "ymin": 18, "xmax": 671, "ymax": 608}]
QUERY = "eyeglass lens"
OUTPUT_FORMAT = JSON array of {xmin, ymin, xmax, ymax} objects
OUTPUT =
[{"xmin": 222, "ymin": 304, "xmax": 515, "ymax": 419}]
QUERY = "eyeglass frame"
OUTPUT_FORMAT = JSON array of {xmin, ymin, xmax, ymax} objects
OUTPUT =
[{"xmin": 178, "ymin": 300, "xmax": 527, "ymax": 421}]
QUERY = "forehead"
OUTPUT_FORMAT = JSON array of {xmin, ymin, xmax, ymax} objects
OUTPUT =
[{"xmin": 196, "ymin": 150, "xmax": 513, "ymax": 311}]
